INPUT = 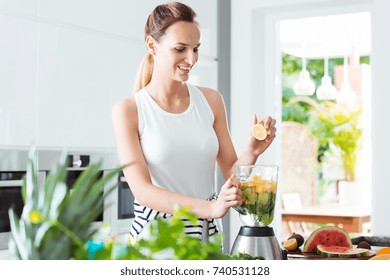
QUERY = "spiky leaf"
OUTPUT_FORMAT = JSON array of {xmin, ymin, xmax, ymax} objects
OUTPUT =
[{"xmin": 8, "ymin": 149, "xmax": 121, "ymax": 260}]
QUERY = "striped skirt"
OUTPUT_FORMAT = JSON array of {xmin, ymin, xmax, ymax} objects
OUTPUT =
[{"xmin": 130, "ymin": 201, "xmax": 219, "ymax": 242}]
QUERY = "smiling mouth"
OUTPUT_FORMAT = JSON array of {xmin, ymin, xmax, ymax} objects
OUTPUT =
[{"xmin": 178, "ymin": 65, "xmax": 191, "ymax": 71}]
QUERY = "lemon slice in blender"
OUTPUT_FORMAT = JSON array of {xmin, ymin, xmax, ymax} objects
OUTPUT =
[{"xmin": 252, "ymin": 123, "xmax": 268, "ymax": 141}]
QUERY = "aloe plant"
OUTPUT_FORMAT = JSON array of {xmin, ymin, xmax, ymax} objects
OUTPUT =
[{"xmin": 8, "ymin": 149, "xmax": 120, "ymax": 260}]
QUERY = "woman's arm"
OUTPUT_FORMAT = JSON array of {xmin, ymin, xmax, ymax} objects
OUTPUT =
[
  {"xmin": 111, "ymin": 96, "xmax": 241, "ymax": 219},
  {"xmin": 199, "ymin": 87, "xmax": 276, "ymax": 180}
]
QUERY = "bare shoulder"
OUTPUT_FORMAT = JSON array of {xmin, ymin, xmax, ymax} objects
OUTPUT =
[
  {"xmin": 195, "ymin": 86, "xmax": 225, "ymax": 111},
  {"xmin": 112, "ymin": 96, "xmax": 136, "ymax": 115},
  {"xmin": 111, "ymin": 95, "xmax": 138, "ymax": 126}
]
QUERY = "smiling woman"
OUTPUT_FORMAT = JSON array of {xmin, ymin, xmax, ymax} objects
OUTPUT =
[
  {"xmin": 133, "ymin": 2, "xmax": 199, "ymax": 94},
  {"xmin": 111, "ymin": 1, "xmax": 277, "ymax": 245},
  {"xmin": 143, "ymin": 20, "xmax": 201, "ymax": 113}
]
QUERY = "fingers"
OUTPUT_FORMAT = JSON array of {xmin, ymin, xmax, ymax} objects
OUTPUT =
[
  {"xmin": 261, "ymin": 116, "xmax": 272, "ymax": 128},
  {"xmin": 259, "ymin": 116, "xmax": 277, "ymax": 140},
  {"xmin": 223, "ymin": 187, "xmax": 242, "ymax": 199},
  {"xmin": 265, "ymin": 133, "xmax": 276, "ymax": 143},
  {"xmin": 219, "ymin": 191, "xmax": 243, "ymax": 208},
  {"xmin": 261, "ymin": 116, "xmax": 276, "ymax": 129},
  {"xmin": 219, "ymin": 175, "xmax": 243, "ymax": 205},
  {"xmin": 253, "ymin": 114, "xmax": 258, "ymax": 125},
  {"xmin": 226, "ymin": 199, "xmax": 242, "ymax": 207},
  {"xmin": 213, "ymin": 176, "xmax": 244, "ymax": 218},
  {"xmin": 226, "ymin": 174, "xmax": 240, "ymax": 190},
  {"xmin": 266, "ymin": 125, "xmax": 277, "ymax": 138}
]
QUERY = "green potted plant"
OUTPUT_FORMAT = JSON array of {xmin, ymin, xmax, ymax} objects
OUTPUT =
[
  {"xmin": 8, "ymin": 149, "xmax": 120, "ymax": 259},
  {"xmin": 290, "ymin": 96, "xmax": 363, "ymax": 205},
  {"xmin": 8, "ymin": 149, "xmax": 263, "ymax": 260}
]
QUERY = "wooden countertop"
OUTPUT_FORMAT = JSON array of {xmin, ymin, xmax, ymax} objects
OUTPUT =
[{"xmin": 282, "ymin": 203, "xmax": 371, "ymax": 233}]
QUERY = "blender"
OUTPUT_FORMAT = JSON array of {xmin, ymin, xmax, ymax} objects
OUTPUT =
[{"xmin": 230, "ymin": 164, "xmax": 285, "ymax": 260}]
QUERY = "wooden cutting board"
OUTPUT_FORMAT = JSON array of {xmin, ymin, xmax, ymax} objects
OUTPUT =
[{"xmin": 287, "ymin": 250, "xmax": 376, "ymax": 260}]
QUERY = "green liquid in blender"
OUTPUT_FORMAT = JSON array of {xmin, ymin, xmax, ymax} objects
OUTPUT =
[{"xmin": 234, "ymin": 175, "xmax": 277, "ymax": 226}]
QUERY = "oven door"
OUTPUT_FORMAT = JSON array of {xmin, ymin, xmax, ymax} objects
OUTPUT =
[
  {"xmin": 64, "ymin": 169, "xmax": 104, "ymax": 223},
  {"xmin": 117, "ymin": 172, "xmax": 135, "ymax": 221},
  {"xmin": 105, "ymin": 171, "xmax": 135, "ymax": 234},
  {"xmin": 0, "ymin": 172, "xmax": 25, "ymax": 250},
  {"xmin": 0, "ymin": 171, "xmax": 46, "ymax": 250}
]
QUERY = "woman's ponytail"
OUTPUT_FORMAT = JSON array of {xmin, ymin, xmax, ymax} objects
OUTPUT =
[{"xmin": 133, "ymin": 53, "xmax": 154, "ymax": 94}]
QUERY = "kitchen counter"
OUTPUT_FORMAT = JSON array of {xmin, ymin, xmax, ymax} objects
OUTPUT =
[
  {"xmin": 282, "ymin": 204, "xmax": 371, "ymax": 233},
  {"xmin": 287, "ymin": 250, "xmax": 376, "ymax": 260},
  {"xmin": 0, "ymin": 249, "xmax": 10, "ymax": 260}
]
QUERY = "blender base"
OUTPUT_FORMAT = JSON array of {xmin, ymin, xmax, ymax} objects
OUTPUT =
[{"xmin": 231, "ymin": 226, "xmax": 286, "ymax": 260}]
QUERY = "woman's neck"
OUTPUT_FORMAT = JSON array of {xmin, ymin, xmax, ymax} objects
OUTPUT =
[{"xmin": 145, "ymin": 79, "xmax": 190, "ymax": 113}]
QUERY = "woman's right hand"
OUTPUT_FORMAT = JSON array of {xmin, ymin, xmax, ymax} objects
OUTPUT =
[{"xmin": 211, "ymin": 175, "xmax": 243, "ymax": 218}]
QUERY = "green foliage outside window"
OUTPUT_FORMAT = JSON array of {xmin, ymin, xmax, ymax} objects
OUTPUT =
[{"xmin": 282, "ymin": 53, "xmax": 368, "ymax": 162}]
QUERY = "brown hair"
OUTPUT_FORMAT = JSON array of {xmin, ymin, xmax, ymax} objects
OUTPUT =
[{"xmin": 133, "ymin": 2, "xmax": 197, "ymax": 93}]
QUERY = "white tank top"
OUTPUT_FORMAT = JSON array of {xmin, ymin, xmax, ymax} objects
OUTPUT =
[{"xmin": 131, "ymin": 83, "xmax": 219, "ymax": 240}]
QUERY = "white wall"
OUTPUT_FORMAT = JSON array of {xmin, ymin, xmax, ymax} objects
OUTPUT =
[
  {"xmin": 0, "ymin": 0, "xmax": 217, "ymax": 149},
  {"xmin": 0, "ymin": 2, "xmax": 37, "ymax": 147},
  {"xmin": 371, "ymin": 0, "xmax": 390, "ymax": 236},
  {"xmin": 230, "ymin": 0, "xmax": 390, "ymax": 244}
]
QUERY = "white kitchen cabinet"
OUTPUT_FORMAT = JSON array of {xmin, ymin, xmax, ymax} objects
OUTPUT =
[
  {"xmin": 0, "ymin": 13, "xmax": 37, "ymax": 146},
  {"xmin": 1, "ymin": 0, "xmax": 218, "ymax": 149},
  {"xmin": 37, "ymin": 23, "xmax": 145, "ymax": 148},
  {"xmin": 0, "ymin": 0, "xmax": 37, "ymax": 15},
  {"xmin": 111, "ymin": 40, "xmax": 146, "ymax": 102},
  {"xmin": 37, "ymin": 23, "xmax": 112, "ymax": 148},
  {"xmin": 39, "ymin": 0, "xmax": 112, "ymax": 34}
]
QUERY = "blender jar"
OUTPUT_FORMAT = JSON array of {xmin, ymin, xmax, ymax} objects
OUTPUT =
[{"xmin": 234, "ymin": 165, "xmax": 279, "ymax": 227}]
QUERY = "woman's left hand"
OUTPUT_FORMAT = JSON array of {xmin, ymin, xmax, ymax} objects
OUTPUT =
[{"xmin": 247, "ymin": 115, "xmax": 277, "ymax": 156}]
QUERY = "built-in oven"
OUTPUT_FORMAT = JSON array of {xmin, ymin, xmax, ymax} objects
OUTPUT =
[
  {"xmin": 117, "ymin": 171, "xmax": 135, "ymax": 221},
  {"xmin": 0, "ymin": 149, "xmax": 135, "ymax": 251},
  {"xmin": 37, "ymin": 150, "xmax": 135, "ymax": 233},
  {"xmin": 0, "ymin": 150, "xmax": 45, "ymax": 250},
  {"xmin": 105, "ymin": 170, "xmax": 135, "ymax": 234},
  {"xmin": 45, "ymin": 154, "xmax": 105, "ymax": 225},
  {"xmin": 0, "ymin": 171, "xmax": 25, "ymax": 250}
]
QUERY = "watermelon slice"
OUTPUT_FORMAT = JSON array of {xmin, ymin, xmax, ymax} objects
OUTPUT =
[
  {"xmin": 317, "ymin": 245, "xmax": 370, "ymax": 258},
  {"xmin": 303, "ymin": 226, "xmax": 352, "ymax": 253}
]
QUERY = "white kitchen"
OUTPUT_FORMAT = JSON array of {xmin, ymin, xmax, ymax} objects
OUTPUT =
[{"xmin": 1, "ymin": 0, "xmax": 390, "ymax": 267}]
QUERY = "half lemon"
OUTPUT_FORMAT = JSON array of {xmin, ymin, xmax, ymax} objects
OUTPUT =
[
  {"xmin": 283, "ymin": 238, "xmax": 298, "ymax": 251},
  {"xmin": 252, "ymin": 123, "xmax": 268, "ymax": 141}
]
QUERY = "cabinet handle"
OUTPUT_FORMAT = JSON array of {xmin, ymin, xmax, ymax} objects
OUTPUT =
[
  {"xmin": 0, "ymin": 180, "xmax": 23, "ymax": 187},
  {"xmin": 73, "ymin": 159, "xmax": 82, "ymax": 168}
]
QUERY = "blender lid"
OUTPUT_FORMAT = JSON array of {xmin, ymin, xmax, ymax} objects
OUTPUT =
[{"xmin": 238, "ymin": 226, "xmax": 276, "ymax": 237}]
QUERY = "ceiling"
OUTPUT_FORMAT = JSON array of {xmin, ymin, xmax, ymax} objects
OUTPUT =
[{"xmin": 279, "ymin": 12, "xmax": 371, "ymax": 59}]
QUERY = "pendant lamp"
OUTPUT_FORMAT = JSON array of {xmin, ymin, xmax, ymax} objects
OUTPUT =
[
  {"xmin": 294, "ymin": 57, "xmax": 315, "ymax": 96},
  {"xmin": 336, "ymin": 54, "xmax": 357, "ymax": 105},
  {"xmin": 316, "ymin": 56, "xmax": 337, "ymax": 100}
]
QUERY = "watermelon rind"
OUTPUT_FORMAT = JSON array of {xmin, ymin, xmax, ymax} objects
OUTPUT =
[
  {"xmin": 317, "ymin": 245, "xmax": 370, "ymax": 258},
  {"xmin": 303, "ymin": 226, "xmax": 352, "ymax": 253}
]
